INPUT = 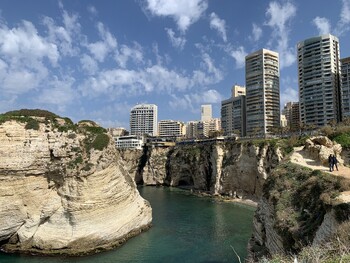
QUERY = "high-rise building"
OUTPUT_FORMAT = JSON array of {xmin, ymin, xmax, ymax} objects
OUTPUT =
[
  {"xmin": 341, "ymin": 57, "xmax": 350, "ymax": 118},
  {"xmin": 201, "ymin": 104, "xmax": 212, "ymax": 122},
  {"xmin": 245, "ymin": 49, "xmax": 280, "ymax": 136},
  {"xmin": 158, "ymin": 120, "xmax": 186, "ymax": 137},
  {"xmin": 282, "ymin": 102, "xmax": 300, "ymax": 132},
  {"xmin": 130, "ymin": 104, "xmax": 158, "ymax": 136},
  {"xmin": 221, "ymin": 85, "xmax": 246, "ymax": 136},
  {"xmin": 298, "ymin": 34, "xmax": 341, "ymax": 127}
]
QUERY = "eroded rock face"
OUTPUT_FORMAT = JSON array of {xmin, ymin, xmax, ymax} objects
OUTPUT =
[
  {"xmin": 304, "ymin": 136, "xmax": 343, "ymax": 165},
  {"xmin": 0, "ymin": 120, "xmax": 152, "ymax": 255},
  {"xmin": 120, "ymin": 141, "xmax": 283, "ymax": 199}
]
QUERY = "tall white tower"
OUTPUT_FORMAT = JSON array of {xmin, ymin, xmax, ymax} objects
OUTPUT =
[
  {"xmin": 130, "ymin": 104, "xmax": 158, "ymax": 136},
  {"xmin": 245, "ymin": 49, "xmax": 280, "ymax": 136}
]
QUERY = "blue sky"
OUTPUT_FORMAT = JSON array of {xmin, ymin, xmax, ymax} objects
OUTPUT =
[{"xmin": 0, "ymin": 0, "xmax": 349, "ymax": 129}]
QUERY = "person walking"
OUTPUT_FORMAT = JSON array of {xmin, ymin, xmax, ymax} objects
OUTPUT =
[
  {"xmin": 332, "ymin": 154, "xmax": 339, "ymax": 171},
  {"xmin": 328, "ymin": 154, "xmax": 334, "ymax": 172}
]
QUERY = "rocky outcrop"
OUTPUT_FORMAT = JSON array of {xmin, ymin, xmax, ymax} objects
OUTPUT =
[
  {"xmin": 304, "ymin": 136, "xmax": 343, "ymax": 165},
  {"xmin": 0, "ymin": 119, "xmax": 151, "ymax": 255},
  {"xmin": 248, "ymin": 161, "xmax": 350, "ymax": 261},
  {"xmin": 119, "ymin": 141, "xmax": 283, "ymax": 199}
]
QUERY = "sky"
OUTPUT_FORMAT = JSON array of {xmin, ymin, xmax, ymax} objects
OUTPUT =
[{"xmin": 0, "ymin": 0, "xmax": 350, "ymax": 129}]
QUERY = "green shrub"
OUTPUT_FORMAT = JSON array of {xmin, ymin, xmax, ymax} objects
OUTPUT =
[
  {"xmin": 3, "ymin": 109, "xmax": 59, "ymax": 118},
  {"xmin": 90, "ymin": 133, "xmax": 110, "ymax": 151},
  {"xmin": 24, "ymin": 118, "xmax": 39, "ymax": 130},
  {"xmin": 332, "ymin": 132, "xmax": 350, "ymax": 148}
]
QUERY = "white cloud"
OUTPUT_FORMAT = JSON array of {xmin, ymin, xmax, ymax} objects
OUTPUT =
[
  {"xmin": 312, "ymin": 17, "xmax": 331, "ymax": 35},
  {"xmin": 36, "ymin": 76, "xmax": 76, "ymax": 112},
  {"xmin": 199, "ymin": 53, "xmax": 223, "ymax": 82},
  {"xmin": 228, "ymin": 46, "xmax": 247, "ymax": 69},
  {"xmin": 116, "ymin": 43, "xmax": 144, "ymax": 68},
  {"xmin": 280, "ymin": 76, "xmax": 298, "ymax": 107},
  {"xmin": 169, "ymin": 89, "xmax": 222, "ymax": 112},
  {"xmin": 0, "ymin": 20, "xmax": 59, "ymax": 65},
  {"xmin": 251, "ymin": 23, "xmax": 262, "ymax": 42},
  {"xmin": 144, "ymin": 0, "xmax": 208, "ymax": 32},
  {"xmin": 335, "ymin": 0, "xmax": 350, "ymax": 36},
  {"xmin": 0, "ymin": 21, "xmax": 58, "ymax": 95},
  {"xmin": 87, "ymin": 5, "xmax": 98, "ymax": 16},
  {"xmin": 80, "ymin": 54, "xmax": 99, "ymax": 75},
  {"xmin": 88, "ymin": 22, "xmax": 117, "ymax": 62},
  {"xmin": 209, "ymin": 13, "xmax": 227, "ymax": 42},
  {"xmin": 265, "ymin": 1, "xmax": 297, "ymax": 68},
  {"xmin": 165, "ymin": 28, "xmax": 186, "ymax": 49}
]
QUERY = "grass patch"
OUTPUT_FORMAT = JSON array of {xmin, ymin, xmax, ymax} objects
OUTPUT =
[{"xmin": 25, "ymin": 118, "xmax": 40, "ymax": 130}]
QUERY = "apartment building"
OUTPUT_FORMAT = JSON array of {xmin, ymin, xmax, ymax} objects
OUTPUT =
[
  {"xmin": 298, "ymin": 34, "xmax": 341, "ymax": 127},
  {"xmin": 221, "ymin": 85, "xmax": 246, "ymax": 136},
  {"xmin": 245, "ymin": 49, "xmax": 280, "ymax": 136},
  {"xmin": 341, "ymin": 57, "xmax": 350, "ymax": 118},
  {"xmin": 130, "ymin": 104, "xmax": 158, "ymax": 136},
  {"xmin": 158, "ymin": 120, "xmax": 186, "ymax": 137}
]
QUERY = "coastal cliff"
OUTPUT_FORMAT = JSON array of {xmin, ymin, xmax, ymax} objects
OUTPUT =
[
  {"xmin": 119, "ymin": 140, "xmax": 283, "ymax": 199},
  {"xmin": 0, "ymin": 111, "xmax": 152, "ymax": 255},
  {"xmin": 248, "ymin": 137, "xmax": 350, "ymax": 262}
]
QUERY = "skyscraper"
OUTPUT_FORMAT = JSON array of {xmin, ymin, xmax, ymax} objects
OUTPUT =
[
  {"xmin": 245, "ymin": 49, "xmax": 280, "ymax": 136},
  {"xmin": 341, "ymin": 57, "xmax": 350, "ymax": 118},
  {"xmin": 298, "ymin": 34, "xmax": 341, "ymax": 127},
  {"xmin": 201, "ymin": 104, "xmax": 212, "ymax": 122},
  {"xmin": 130, "ymin": 104, "xmax": 158, "ymax": 136}
]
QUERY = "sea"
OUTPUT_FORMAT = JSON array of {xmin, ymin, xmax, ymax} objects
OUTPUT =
[{"xmin": 0, "ymin": 186, "xmax": 255, "ymax": 263}]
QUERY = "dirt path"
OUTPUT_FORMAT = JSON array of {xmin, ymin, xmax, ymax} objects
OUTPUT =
[
  {"xmin": 291, "ymin": 146, "xmax": 350, "ymax": 204},
  {"xmin": 291, "ymin": 146, "xmax": 350, "ymax": 180}
]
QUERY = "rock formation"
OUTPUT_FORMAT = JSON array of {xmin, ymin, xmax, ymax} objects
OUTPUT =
[
  {"xmin": 0, "ymin": 114, "xmax": 151, "ymax": 255},
  {"xmin": 304, "ymin": 136, "xmax": 343, "ymax": 165},
  {"xmin": 119, "ymin": 140, "xmax": 283, "ymax": 199}
]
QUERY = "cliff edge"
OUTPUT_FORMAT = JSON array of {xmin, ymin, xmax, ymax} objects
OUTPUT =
[{"xmin": 0, "ymin": 110, "xmax": 152, "ymax": 255}]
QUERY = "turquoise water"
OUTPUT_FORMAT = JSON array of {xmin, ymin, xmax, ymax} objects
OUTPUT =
[{"xmin": 0, "ymin": 187, "xmax": 255, "ymax": 263}]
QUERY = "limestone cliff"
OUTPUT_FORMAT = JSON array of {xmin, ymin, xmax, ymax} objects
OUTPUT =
[
  {"xmin": 0, "ymin": 113, "xmax": 151, "ymax": 255},
  {"xmin": 248, "ymin": 162, "xmax": 350, "ymax": 261},
  {"xmin": 119, "ymin": 140, "xmax": 283, "ymax": 199}
]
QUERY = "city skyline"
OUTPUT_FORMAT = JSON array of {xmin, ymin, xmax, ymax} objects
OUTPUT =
[{"xmin": 1, "ymin": 1, "xmax": 350, "ymax": 128}]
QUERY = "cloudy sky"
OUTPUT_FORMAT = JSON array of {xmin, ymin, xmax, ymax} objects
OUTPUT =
[{"xmin": 1, "ymin": 0, "xmax": 350, "ymax": 128}]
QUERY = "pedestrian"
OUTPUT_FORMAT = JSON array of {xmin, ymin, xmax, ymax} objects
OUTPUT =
[
  {"xmin": 328, "ymin": 154, "xmax": 333, "ymax": 172},
  {"xmin": 332, "ymin": 154, "xmax": 339, "ymax": 171}
]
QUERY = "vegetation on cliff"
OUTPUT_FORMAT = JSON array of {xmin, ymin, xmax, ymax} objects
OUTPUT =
[{"xmin": 259, "ymin": 162, "xmax": 350, "ymax": 262}]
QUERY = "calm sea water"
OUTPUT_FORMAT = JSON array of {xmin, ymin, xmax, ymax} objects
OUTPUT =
[{"xmin": 0, "ymin": 187, "xmax": 255, "ymax": 263}]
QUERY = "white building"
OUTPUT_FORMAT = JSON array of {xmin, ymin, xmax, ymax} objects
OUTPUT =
[
  {"xmin": 158, "ymin": 120, "xmax": 186, "ymax": 137},
  {"xmin": 116, "ymin": 135, "xmax": 144, "ymax": 150},
  {"xmin": 245, "ymin": 49, "xmax": 280, "ymax": 136},
  {"xmin": 298, "ymin": 34, "xmax": 341, "ymax": 127},
  {"xmin": 130, "ymin": 104, "xmax": 158, "ymax": 136},
  {"xmin": 201, "ymin": 104, "xmax": 212, "ymax": 122}
]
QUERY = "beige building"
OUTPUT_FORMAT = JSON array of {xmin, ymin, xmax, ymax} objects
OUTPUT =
[
  {"xmin": 282, "ymin": 102, "xmax": 300, "ymax": 132},
  {"xmin": 245, "ymin": 49, "xmax": 280, "ymax": 136},
  {"xmin": 221, "ymin": 85, "xmax": 246, "ymax": 136},
  {"xmin": 298, "ymin": 34, "xmax": 341, "ymax": 127},
  {"xmin": 158, "ymin": 120, "xmax": 186, "ymax": 137},
  {"xmin": 201, "ymin": 104, "xmax": 212, "ymax": 122}
]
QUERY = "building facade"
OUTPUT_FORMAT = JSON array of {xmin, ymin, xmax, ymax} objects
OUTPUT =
[
  {"xmin": 116, "ymin": 135, "xmax": 144, "ymax": 150},
  {"xmin": 341, "ymin": 57, "xmax": 350, "ymax": 118},
  {"xmin": 245, "ymin": 49, "xmax": 280, "ymax": 136},
  {"xmin": 221, "ymin": 91, "xmax": 246, "ymax": 137},
  {"xmin": 201, "ymin": 104, "xmax": 212, "ymax": 122},
  {"xmin": 158, "ymin": 120, "xmax": 186, "ymax": 137},
  {"xmin": 282, "ymin": 102, "xmax": 300, "ymax": 132},
  {"xmin": 130, "ymin": 104, "xmax": 158, "ymax": 136},
  {"xmin": 298, "ymin": 34, "xmax": 341, "ymax": 127}
]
